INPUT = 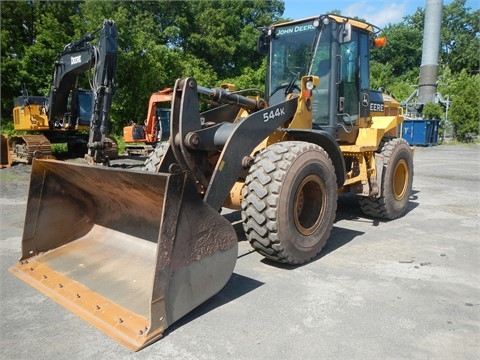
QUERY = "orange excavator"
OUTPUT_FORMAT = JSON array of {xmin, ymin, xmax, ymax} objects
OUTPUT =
[{"xmin": 122, "ymin": 88, "xmax": 172, "ymax": 155}]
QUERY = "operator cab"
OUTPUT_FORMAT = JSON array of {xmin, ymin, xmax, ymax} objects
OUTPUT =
[
  {"xmin": 259, "ymin": 15, "xmax": 381, "ymax": 140},
  {"xmin": 155, "ymin": 107, "xmax": 171, "ymax": 141},
  {"xmin": 76, "ymin": 90, "xmax": 94, "ymax": 127},
  {"xmin": 53, "ymin": 89, "xmax": 93, "ymax": 130}
]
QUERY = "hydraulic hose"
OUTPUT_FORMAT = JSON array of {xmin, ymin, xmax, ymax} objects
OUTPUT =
[{"xmin": 196, "ymin": 85, "xmax": 265, "ymax": 112}]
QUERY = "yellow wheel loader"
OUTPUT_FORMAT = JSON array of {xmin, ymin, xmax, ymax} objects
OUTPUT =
[{"xmin": 10, "ymin": 14, "xmax": 413, "ymax": 351}]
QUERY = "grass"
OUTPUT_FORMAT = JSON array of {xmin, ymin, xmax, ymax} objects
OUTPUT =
[
  {"xmin": 51, "ymin": 143, "xmax": 68, "ymax": 157},
  {"xmin": 115, "ymin": 135, "xmax": 126, "ymax": 154},
  {"xmin": 439, "ymin": 137, "xmax": 480, "ymax": 146}
]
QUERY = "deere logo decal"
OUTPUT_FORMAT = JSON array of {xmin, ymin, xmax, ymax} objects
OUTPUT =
[
  {"xmin": 276, "ymin": 24, "xmax": 315, "ymax": 36},
  {"xmin": 370, "ymin": 102, "xmax": 384, "ymax": 112},
  {"xmin": 71, "ymin": 55, "xmax": 81, "ymax": 65}
]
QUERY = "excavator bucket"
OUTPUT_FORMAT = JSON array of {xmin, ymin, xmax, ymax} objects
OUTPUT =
[
  {"xmin": 1, "ymin": 134, "xmax": 12, "ymax": 168},
  {"xmin": 9, "ymin": 159, "xmax": 238, "ymax": 351}
]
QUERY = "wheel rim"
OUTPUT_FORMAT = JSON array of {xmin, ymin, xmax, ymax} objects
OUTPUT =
[
  {"xmin": 393, "ymin": 159, "xmax": 409, "ymax": 201},
  {"xmin": 293, "ymin": 174, "xmax": 326, "ymax": 237}
]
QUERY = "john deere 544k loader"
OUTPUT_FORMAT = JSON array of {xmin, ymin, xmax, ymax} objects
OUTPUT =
[{"xmin": 10, "ymin": 14, "xmax": 413, "ymax": 351}]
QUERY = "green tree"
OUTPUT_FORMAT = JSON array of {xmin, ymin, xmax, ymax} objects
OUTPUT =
[
  {"xmin": 21, "ymin": 3, "xmax": 81, "ymax": 93},
  {"xmin": 74, "ymin": 0, "xmax": 283, "ymax": 132},
  {"xmin": 1, "ymin": 0, "xmax": 284, "ymax": 134},
  {"xmin": 1, "ymin": 1, "xmax": 34, "ymax": 108},
  {"xmin": 371, "ymin": 0, "xmax": 479, "ymax": 82},
  {"xmin": 371, "ymin": 22, "xmax": 422, "ymax": 78},
  {"xmin": 174, "ymin": 0, "xmax": 284, "ymax": 80},
  {"xmin": 74, "ymin": 0, "xmax": 187, "ymax": 131},
  {"xmin": 370, "ymin": 61, "xmax": 414, "ymax": 100},
  {"xmin": 447, "ymin": 70, "xmax": 480, "ymax": 141},
  {"xmin": 1, "ymin": 1, "xmax": 83, "ymax": 121},
  {"xmin": 441, "ymin": 0, "xmax": 480, "ymax": 74},
  {"xmin": 422, "ymin": 102, "xmax": 443, "ymax": 119},
  {"xmin": 369, "ymin": 0, "xmax": 479, "ymax": 142}
]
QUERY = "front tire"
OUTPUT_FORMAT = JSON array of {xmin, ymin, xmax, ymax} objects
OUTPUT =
[
  {"xmin": 241, "ymin": 141, "xmax": 338, "ymax": 264},
  {"xmin": 143, "ymin": 142, "xmax": 169, "ymax": 172},
  {"xmin": 359, "ymin": 137, "xmax": 413, "ymax": 220}
]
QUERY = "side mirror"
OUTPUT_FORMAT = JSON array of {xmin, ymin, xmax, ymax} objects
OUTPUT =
[
  {"xmin": 257, "ymin": 34, "xmax": 270, "ymax": 55},
  {"xmin": 256, "ymin": 32, "xmax": 269, "ymax": 55},
  {"xmin": 339, "ymin": 23, "xmax": 352, "ymax": 44}
]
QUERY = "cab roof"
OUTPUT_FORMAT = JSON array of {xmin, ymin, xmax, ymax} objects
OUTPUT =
[{"xmin": 274, "ymin": 14, "xmax": 380, "ymax": 34}]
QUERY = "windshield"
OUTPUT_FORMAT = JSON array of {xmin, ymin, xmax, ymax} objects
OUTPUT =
[
  {"xmin": 267, "ymin": 20, "xmax": 334, "ymax": 125},
  {"xmin": 267, "ymin": 22, "xmax": 317, "ymax": 104},
  {"xmin": 156, "ymin": 107, "xmax": 171, "ymax": 140},
  {"xmin": 266, "ymin": 17, "xmax": 372, "ymax": 130}
]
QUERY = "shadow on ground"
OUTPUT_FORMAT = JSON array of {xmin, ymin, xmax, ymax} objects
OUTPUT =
[
  {"xmin": 162, "ymin": 272, "xmax": 264, "ymax": 338},
  {"xmin": 223, "ymin": 191, "xmax": 419, "ymax": 270}
]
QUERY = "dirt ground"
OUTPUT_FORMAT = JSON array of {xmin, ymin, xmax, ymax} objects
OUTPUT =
[{"xmin": 1, "ymin": 145, "xmax": 479, "ymax": 360}]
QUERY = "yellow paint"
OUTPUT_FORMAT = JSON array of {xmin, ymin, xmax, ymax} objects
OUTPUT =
[
  {"xmin": 356, "ymin": 115, "xmax": 403, "ymax": 147},
  {"xmin": 13, "ymin": 104, "xmax": 49, "ymax": 131}
]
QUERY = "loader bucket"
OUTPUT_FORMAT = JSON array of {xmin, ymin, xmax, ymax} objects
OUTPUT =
[
  {"xmin": 9, "ymin": 159, "xmax": 238, "ymax": 351},
  {"xmin": 1, "ymin": 134, "xmax": 12, "ymax": 168}
]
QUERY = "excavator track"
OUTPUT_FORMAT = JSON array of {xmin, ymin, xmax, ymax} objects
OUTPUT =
[{"xmin": 9, "ymin": 135, "xmax": 53, "ymax": 164}]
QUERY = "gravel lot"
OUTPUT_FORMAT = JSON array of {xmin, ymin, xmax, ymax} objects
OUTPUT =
[{"xmin": 1, "ymin": 144, "xmax": 479, "ymax": 360}]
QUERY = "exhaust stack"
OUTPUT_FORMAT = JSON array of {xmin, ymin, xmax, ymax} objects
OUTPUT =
[{"xmin": 418, "ymin": 0, "xmax": 443, "ymax": 105}]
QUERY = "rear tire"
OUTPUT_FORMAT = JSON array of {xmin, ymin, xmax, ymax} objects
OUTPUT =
[
  {"xmin": 241, "ymin": 141, "xmax": 337, "ymax": 264},
  {"xmin": 359, "ymin": 137, "xmax": 413, "ymax": 220}
]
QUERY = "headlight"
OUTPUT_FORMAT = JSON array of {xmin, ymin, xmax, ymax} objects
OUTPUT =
[{"xmin": 306, "ymin": 79, "xmax": 315, "ymax": 90}]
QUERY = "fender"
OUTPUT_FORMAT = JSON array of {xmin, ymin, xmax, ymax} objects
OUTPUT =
[{"xmin": 285, "ymin": 129, "xmax": 346, "ymax": 188}]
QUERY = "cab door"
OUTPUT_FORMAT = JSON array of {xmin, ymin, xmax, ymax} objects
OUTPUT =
[{"xmin": 338, "ymin": 29, "xmax": 370, "ymax": 125}]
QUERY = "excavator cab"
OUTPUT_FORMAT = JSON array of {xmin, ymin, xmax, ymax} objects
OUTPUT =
[
  {"xmin": 123, "ymin": 88, "xmax": 173, "ymax": 156},
  {"xmin": 71, "ymin": 89, "xmax": 94, "ymax": 129},
  {"xmin": 156, "ymin": 107, "xmax": 171, "ymax": 141}
]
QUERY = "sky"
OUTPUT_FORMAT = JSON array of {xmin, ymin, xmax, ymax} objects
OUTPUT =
[{"xmin": 282, "ymin": 0, "xmax": 478, "ymax": 28}]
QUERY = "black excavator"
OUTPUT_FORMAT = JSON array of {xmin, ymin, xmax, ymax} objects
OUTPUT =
[{"xmin": 8, "ymin": 19, "xmax": 118, "ymax": 165}]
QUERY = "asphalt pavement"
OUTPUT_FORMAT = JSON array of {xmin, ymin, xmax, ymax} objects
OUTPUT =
[{"xmin": 1, "ymin": 144, "xmax": 479, "ymax": 359}]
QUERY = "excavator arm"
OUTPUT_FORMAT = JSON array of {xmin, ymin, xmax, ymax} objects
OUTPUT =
[
  {"xmin": 86, "ymin": 20, "xmax": 118, "ymax": 165},
  {"xmin": 47, "ymin": 34, "xmax": 96, "ymax": 127}
]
